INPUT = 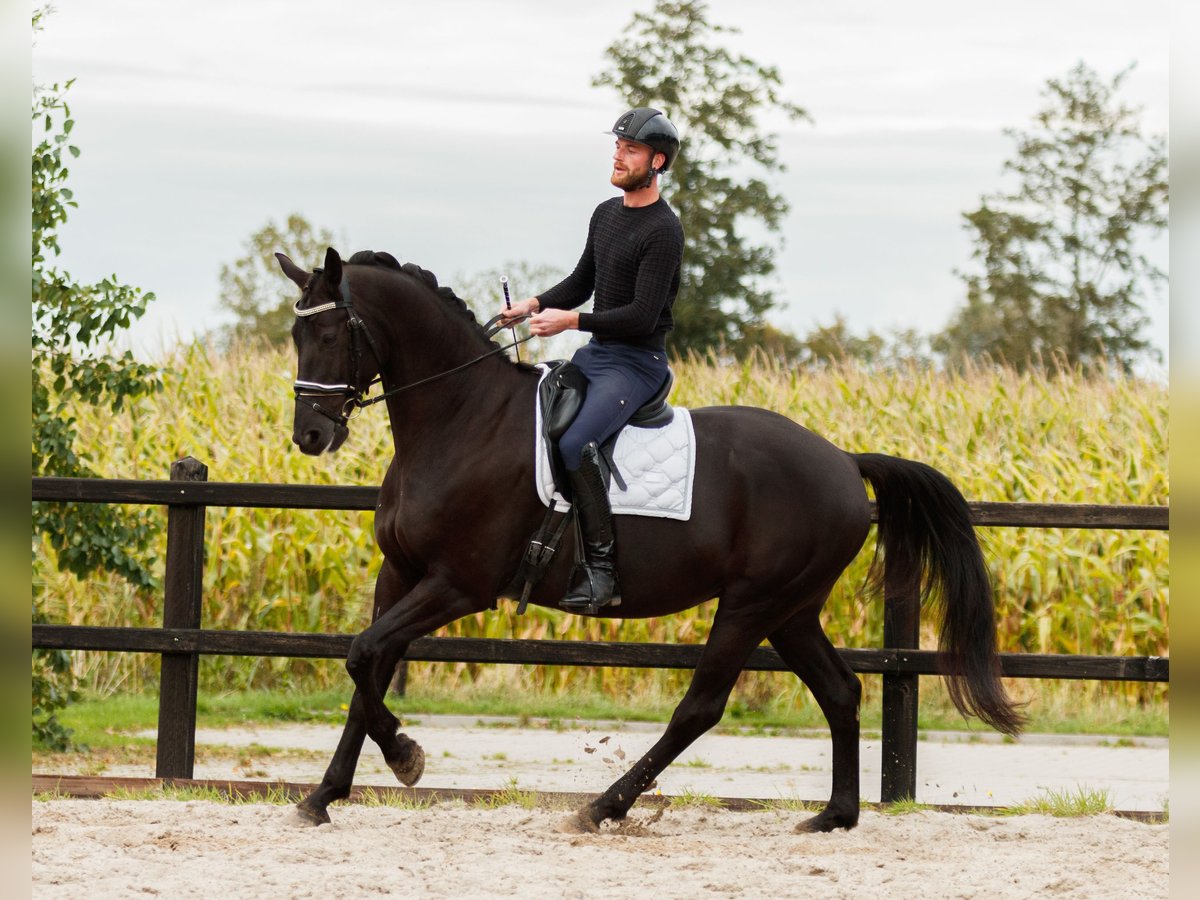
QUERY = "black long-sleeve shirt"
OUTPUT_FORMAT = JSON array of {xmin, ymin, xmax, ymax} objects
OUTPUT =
[{"xmin": 537, "ymin": 196, "xmax": 683, "ymax": 351}]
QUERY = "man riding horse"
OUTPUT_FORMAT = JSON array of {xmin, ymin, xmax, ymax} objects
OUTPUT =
[
  {"xmin": 500, "ymin": 107, "xmax": 683, "ymax": 613},
  {"xmin": 277, "ymin": 107, "xmax": 1020, "ymax": 833}
]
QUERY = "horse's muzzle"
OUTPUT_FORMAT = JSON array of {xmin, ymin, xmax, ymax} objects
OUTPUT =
[{"xmin": 294, "ymin": 422, "xmax": 350, "ymax": 456}]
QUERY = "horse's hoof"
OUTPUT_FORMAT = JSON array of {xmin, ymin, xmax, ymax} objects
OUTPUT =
[
  {"xmin": 295, "ymin": 799, "xmax": 331, "ymax": 827},
  {"xmin": 557, "ymin": 809, "xmax": 600, "ymax": 834},
  {"xmin": 795, "ymin": 807, "xmax": 858, "ymax": 833},
  {"xmin": 388, "ymin": 741, "xmax": 425, "ymax": 787}
]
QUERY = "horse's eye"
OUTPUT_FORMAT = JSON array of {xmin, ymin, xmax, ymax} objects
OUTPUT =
[{"xmin": 319, "ymin": 332, "xmax": 338, "ymax": 348}]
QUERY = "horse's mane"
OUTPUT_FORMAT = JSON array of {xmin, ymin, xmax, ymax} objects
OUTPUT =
[{"xmin": 346, "ymin": 250, "xmax": 532, "ymax": 369}]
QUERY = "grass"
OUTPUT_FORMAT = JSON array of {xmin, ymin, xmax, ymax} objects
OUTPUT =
[
  {"xmin": 34, "ymin": 781, "xmax": 1149, "ymax": 821},
  {"xmin": 35, "ymin": 688, "xmax": 356, "ymax": 752},
  {"xmin": 883, "ymin": 798, "xmax": 934, "ymax": 816},
  {"xmin": 669, "ymin": 789, "xmax": 724, "ymax": 810},
  {"xmin": 473, "ymin": 778, "xmax": 539, "ymax": 810},
  {"xmin": 354, "ymin": 787, "xmax": 437, "ymax": 810},
  {"xmin": 747, "ymin": 796, "xmax": 820, "ymax": 814},
  {"xmin": 100, "ymin": 784, "xmax": 295, "ymax": 805},
  {"xmin": 1005, "ymin": 786, "xmax": 1114, "ymax": 817}
]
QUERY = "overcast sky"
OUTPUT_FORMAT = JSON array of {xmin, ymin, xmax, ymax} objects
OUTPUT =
[{"xmin": 32, "ymin": 0, "xmax": 1170, "ymax": 366}]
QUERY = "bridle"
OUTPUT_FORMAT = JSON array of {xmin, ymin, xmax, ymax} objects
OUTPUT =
[{"xmin": 292, "ymin": 270, "xmax": 534, "ymax": 429}]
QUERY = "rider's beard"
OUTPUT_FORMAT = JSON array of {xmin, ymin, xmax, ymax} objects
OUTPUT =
[{"xmin": 610, "ymin": 161, "xmax": 652, "ymax": 192}]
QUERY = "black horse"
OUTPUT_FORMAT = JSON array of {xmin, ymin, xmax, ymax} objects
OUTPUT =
[{"xmin": 276, "ymin": 248, "xmax": 1022, "ymax": 832}]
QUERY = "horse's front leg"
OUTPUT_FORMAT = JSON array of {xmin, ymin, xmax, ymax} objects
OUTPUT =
[
  {"xmin": 343, "ymin": 571, "xmax": 485, "ymax": 787},
  {"xmin": 296, "ymin": 678, "xmax": 387, "ymax": 825},
  {"xmin": 296, "ymin": 561, "xmax": 414, "ymax": 825}
]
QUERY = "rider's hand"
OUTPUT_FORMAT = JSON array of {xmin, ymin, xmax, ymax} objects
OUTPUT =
[
  {"xmin": 529, "ymin": 308, "xmax": 579, "ymax": 337},
  {"xmin": 500, "ymin": 297, "xmax": 539, "ymax": 323}
]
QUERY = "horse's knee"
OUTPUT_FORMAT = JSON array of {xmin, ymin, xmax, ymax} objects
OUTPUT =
[
  {"xmin": 345, "ymin": 634, "xmax": 373, "ymax": 683},
  {"xmin": 841, "ymin": 672, "xmax": 862, "ymax": 707}
]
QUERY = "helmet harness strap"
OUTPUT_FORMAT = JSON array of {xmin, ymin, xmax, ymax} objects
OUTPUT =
[{"xmin": 639, "ymin": 149, "xmax": 665, "ymax": 190}]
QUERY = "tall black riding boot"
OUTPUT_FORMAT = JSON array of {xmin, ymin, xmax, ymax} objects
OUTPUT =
[{"xmin": 561, "ymin": 442, "xmax": 620, "ymax": 613}]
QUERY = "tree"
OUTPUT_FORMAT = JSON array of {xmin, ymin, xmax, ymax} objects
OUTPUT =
[
  {"xmin": 800, "ymin": 316, "xmax": 886, "ymax": 367},
  {"xmin": 937, "ymin": 62, "xmax": 1168, "ymax": 371},
  {"xmin": 735, "ymin": 322, "xmax": 805, "ymax": 365},
  {"xmin": 217, "ymin": 214, "xmax": 337, "ymax": 346},
  {"xmin": 33, "ymin": 12, "xmax": 161, "ymax": 748},
  {"xmin": 793, "ymin": 317, "xmax": 930, "ymax": 370},
  {"xmin": 594, "ymin": 0, "xmax": 808, "ymax": 356}
]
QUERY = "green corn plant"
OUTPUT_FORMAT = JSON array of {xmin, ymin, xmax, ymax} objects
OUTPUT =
[{"xmin": 35, "ymin": 343, "xmax": 1167, "ymax": 715}]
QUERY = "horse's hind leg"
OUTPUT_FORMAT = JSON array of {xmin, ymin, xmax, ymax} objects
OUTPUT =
[
  {"xmin": 296, "ymin": 672, "xmax": 390, "ymax": 825},
  {"xmin": 568, "ymin": 605, "xmax": 769, "ymax": 831},
  {"xmin": 768, "ymin": 609, "xmax": 863, "ymax": 832}
]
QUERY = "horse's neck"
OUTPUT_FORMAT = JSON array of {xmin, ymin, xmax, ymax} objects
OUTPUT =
[
  {"xmin": 367, "ymin": 287, "xmax": 482, "ymax": 388},
  {"xmin": 359, "ymin": 273, "xmax": 535, "ymax": 457},
  {"xmin": 382, "ymin": 351, "xmax": 534, "ymax": 458}
]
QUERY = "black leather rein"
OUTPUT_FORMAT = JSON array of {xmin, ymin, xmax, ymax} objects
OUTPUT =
[{"xmin": 292, "ymin": 274, "xmax": 533, "ymax": 427}]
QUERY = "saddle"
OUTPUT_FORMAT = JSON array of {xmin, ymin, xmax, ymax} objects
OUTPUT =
[
  {"xmin": 538, "ymin": 359, "xmax": 674, "ymax": 498},
  {"xmin": 515, "ymin": 360, "xmax": 677, "ymax": 614}
]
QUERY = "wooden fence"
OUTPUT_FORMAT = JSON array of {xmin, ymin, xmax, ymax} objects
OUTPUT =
[{"xmin": 32, "ymin": 457, "xmax": 1169, "ymax": 803}]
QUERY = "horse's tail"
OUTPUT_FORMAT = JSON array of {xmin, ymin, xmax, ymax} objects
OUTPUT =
[{"xmin": 854, "ymin": 452, "xmax": 1024, "ymax": 736}]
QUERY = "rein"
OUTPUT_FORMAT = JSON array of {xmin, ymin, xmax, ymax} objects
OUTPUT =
[
  {"xmin": 356, "ymin": 315, "xmax": 533, "ymax": 409},
  {"xmin": 293, "ymin": 273, "xmax": 533, "ymax": 427}
]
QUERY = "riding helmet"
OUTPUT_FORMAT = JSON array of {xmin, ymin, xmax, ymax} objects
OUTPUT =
[{"xmin": 608, "ymin": 107, "xmax": 681, "ymax": 172}]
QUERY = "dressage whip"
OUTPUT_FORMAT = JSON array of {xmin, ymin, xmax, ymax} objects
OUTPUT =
[{"xmin": 500, "ymin": 275, "xmax": 522, "ymax": 364}]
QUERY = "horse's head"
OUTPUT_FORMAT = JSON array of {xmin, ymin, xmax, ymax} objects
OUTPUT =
[{"xmin": 277, "ymin": 247, "xmax": 380, "ymax": 455}]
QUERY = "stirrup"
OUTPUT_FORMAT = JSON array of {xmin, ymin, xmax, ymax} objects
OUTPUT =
[
  {"xmin": 559, "ymin": 568, "xmax": 621, "ymax": 616},
  {"xmin": 559, "ymin": 594, "xmax": 622, "ymax": 616}
]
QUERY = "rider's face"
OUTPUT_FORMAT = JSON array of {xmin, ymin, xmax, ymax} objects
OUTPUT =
[{"xmin": 611, "ymin": 139, "xmax": 660, "ymax": 191}]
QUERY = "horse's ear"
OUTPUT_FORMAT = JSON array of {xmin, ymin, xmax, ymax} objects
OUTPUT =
[
  {"xmin": 322, "ymin": 247, "xmax": 343, "ymax": 286},
  {"xmin": 275, "ymin": 253, "xmax": 309, "ymax": 289}
]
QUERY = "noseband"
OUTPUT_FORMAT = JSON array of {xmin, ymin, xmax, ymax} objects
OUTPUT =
[{"xmin": 293, "ymin": 271, "xmax": 533, "ymax": 429}]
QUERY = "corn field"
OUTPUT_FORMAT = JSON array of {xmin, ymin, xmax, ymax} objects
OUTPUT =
[{"xmin": 34, "ymin": 341, "xmax": 1168, "ymax": 715}]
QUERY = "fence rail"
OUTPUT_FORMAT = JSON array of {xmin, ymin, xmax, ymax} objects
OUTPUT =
[
  {"xmin": 32, "ymin": 474, "xmax": 1170, "ymax": 528},
  {"xmin": 32, "ymin": 459, "xmax": 1169, "ymax": 803},
  {"xmin": 31, "ymin": 626, "xmax": 1169, "ymax": 682}
]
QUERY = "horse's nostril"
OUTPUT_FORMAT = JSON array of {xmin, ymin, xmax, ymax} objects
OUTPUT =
[{"xmin": 294, "ymin": 429, "xmax": 324, "ymax": 453}]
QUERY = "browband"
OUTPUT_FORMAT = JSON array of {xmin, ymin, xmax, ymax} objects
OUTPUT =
[{"xmin": 293, "ymin": 274, "xmax": 354, "ymax": 317}]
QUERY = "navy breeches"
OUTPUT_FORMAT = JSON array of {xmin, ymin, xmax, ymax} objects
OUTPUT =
[{"xmin": 559, "ymin": 339, "xmax": 670, "ymax": 471}]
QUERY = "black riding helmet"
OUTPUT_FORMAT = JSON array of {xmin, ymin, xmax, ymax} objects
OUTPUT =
[{"xmin": 608, "ymin": 107, "xmax": 681, "ymax": 175}]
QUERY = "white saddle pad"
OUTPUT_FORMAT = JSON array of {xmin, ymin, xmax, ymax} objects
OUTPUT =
[{"xmin": 534, "ymin": 364, "xmax": 697, "ymax": 521}]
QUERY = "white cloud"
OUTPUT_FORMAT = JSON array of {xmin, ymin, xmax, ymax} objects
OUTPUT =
[{"xmin": 32, "ymin": 0, "xmax": 1170, "ymax": 360}]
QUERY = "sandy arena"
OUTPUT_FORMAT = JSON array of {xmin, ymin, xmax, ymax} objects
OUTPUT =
[
  {"xmin": 32, "ymin": 717, "xmax": 1169, "ymax": 897},
  {"xmin": 33, "ymin": 800, "xmax": 1168, "ymax": 898}
]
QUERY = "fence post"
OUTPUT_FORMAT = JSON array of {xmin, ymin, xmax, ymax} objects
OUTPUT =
[
  {"xmin": 880, "ymin": 569, "xmax": 920, "ymax": 802},
  {"xmin": 155, "ymin": 457, "xmax": 208, "ymax": 779}
]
